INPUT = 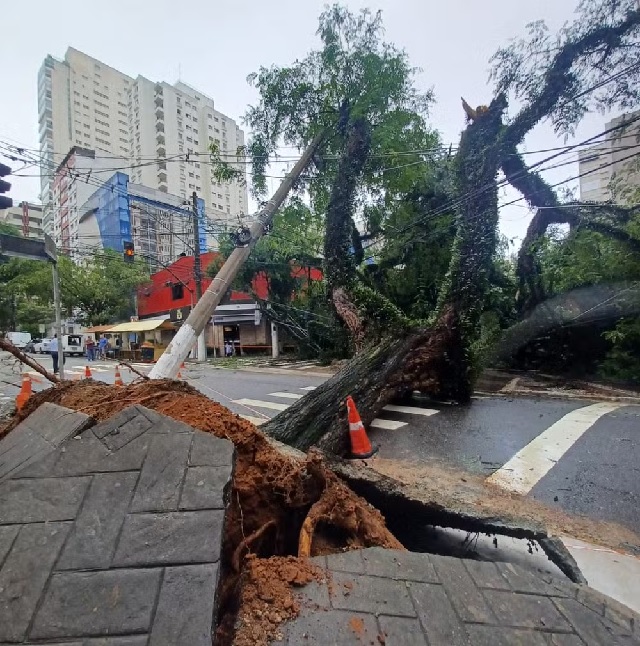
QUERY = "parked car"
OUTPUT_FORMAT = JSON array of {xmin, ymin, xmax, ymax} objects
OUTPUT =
[
  {"xmin": 23, "ymin": 339, "xmax": 39, "ymax": 353},
  {"xmin": 34, "ymin": 338, "xmax": 52, "ymax": 354},
  {"xmin": 5, "ymin": 331, "xmax": 32, "ymax": 349}
]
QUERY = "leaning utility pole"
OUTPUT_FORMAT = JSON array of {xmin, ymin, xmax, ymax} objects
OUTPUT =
[
  {"xmin": 149, "ymin": 133, "xmax": 324, "ymax": 379},
  {"xmin": 191, "ymin": 191, "xmax": 206, "ymax": 362}
]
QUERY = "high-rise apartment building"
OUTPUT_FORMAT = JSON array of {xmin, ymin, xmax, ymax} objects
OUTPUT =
[
  {"xmin": 578, "ymin": 111, "xmax": 640, "ymax": 202},
  {"xmin": 38, "ymin": 48, "xmax": 248, "ymax": 245}
]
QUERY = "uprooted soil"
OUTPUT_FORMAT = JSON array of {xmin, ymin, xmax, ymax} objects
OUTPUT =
[{"xmin": 1, "ymin": 379, "xmax": 402, "ymax": 645}]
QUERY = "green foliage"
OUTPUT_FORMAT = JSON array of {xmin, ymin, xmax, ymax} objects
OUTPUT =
[
  {"xmin": 538, "ymin": 226, "xmax": 640, "ymax": 295},
  {"xmin": 244, "ymin": 3, "xmax": 437, "ymax": 202},
  {"xmin": 600, "ymin": 317, "xmax": 640, "ymax": 383},
  {"xmin": 0, "ymin": 249, "xmax": 150, "ymax": 330},
  {"xmin": 490, "ymin": 0, "xmax": 640, "ymax": 137},
  {"xmin": 209, "ymin": 141, "xmax": 245, "ymax": 185}
]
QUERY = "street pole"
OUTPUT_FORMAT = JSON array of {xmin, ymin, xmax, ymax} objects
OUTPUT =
[
  {"xmin": 149, "ymin": 132, "xmax": 324, "ymax": 380},
  {"xmin": 271, "ymin": 322, "xmax": 279, "ymax": 359},
  {"xmin": 52, "ymin": 262, "xmax": 64, "ymax": 380},
  {"xmin": 192, "ymin": 191, "xmax": 206, "ymax": 362}
]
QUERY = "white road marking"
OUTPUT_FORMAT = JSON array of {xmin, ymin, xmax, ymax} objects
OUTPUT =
[
  {"xmin": 301, "ymin": 386, "xmax": 317, "ymax": 391},
  {"xmin": 232, "ymin": 398, "xmax": 289, "ymax": 411},
  {"xmin": 371, "ymin": 418, "xmax": 407, "ymax": 430},
  {"xmin": 240, "ymin": 415, "xmax": 267, "ymax": 426},
  {"xmin": 486, "ymin": 402, "xmax": 622, "ymax": 495},
  {"xmin": 269, "ymin": 392, "xmax": 303, "ymax": 400},
  {"xmin": 383, "ymin": 404, "xmax": 439, "ymax": 417}
]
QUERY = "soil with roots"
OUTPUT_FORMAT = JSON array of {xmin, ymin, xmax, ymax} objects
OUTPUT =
[{"xmin": 0, "ymin": 379, "xmax": 402, "ymax": 645}]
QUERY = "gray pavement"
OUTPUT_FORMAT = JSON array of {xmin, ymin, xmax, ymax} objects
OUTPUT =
[
  {"xmin": 279, "ymin": 547, "xmax": 640, "ymax": 645},
  {"xmin": 0, "ymin": 403, "xmax": 234, "ymax": 645}
]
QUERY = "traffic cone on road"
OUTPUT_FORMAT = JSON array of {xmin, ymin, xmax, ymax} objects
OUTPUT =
[
  {"xmin": 346, "ymin": 395, "xmax": 377, "ymax": 459},
  {"xmin": 114, "ymin": 367, "xmax": 124, "ymax": 386},
  {"xmin": 84, "ymin": 364, "xmax": 92, "ymax": 379},
  {"xmin": 16, "ymin": 375, "xmax": 32, "ymax": 411}
]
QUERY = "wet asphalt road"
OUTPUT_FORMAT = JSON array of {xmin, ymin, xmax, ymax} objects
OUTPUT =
[
  {"xmin": 369, "ymin": 395, "xmax": 640, "ymax": 537},
  {"xmin": 2, "ymin": 352, "xmax": 639, "ymax": 536}
]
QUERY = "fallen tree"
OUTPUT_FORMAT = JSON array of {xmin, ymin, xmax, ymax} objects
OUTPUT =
[{"xmin": 260, "ymin": 1, "xmax": 640, "ymax": 451}]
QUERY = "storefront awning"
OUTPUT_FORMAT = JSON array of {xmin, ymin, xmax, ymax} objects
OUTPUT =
[
  {"xmin": 107, "ymin": 318, "xmax": 174, "ymax": 333},
  {"xmin": 85, "ymin": 324, "xmax": 114, "ymax": 333}
]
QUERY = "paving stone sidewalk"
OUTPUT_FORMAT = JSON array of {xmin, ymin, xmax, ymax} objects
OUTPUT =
[
  {"xmin": 0, "ymin": 404, "xmax": 234, "ymax": 645},
  {"xmin": 280, "ymin": 547, "xmax": 640, "ymax": 645}
]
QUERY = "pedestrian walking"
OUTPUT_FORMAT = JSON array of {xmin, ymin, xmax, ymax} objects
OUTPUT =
[
  {"xmin": 224, "ymin": 341, "xmax": 233, "ymax": 358},
  {"xmin": 85, "ymin": 336, "xmax": 96, "ymax": 361},
  {"xmin": 49, "ymin": 335, "xmax": 65, "ymax": 374}
]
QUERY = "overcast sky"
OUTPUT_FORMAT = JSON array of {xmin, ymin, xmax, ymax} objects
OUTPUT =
[{"xmin": 0, "ymin": 0, "xmax": 625, "ymax": 245}]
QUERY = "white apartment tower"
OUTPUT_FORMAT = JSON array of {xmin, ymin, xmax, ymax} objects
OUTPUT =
[
  {"xmin": 128, "ymin": 78, "xmax": 248, "ymax": 225},
  {"xmin": 38, "ymin": 48, "xmax": 248, "ymax": 243}
]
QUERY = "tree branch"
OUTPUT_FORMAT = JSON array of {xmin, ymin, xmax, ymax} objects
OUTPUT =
[{"xmin": 503, "ymin": 9, "xmax": 640, "ymax": 147}]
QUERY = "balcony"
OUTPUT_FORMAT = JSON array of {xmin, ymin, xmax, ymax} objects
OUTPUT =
[
  {"xmin": 156, "ymin": 134, "xmax": 165, "ymax": 146},
  {"xmin": 155, "ymin": 106, "xmax": 164, "ymax": 121},
  {"xmin": 154, "ymin": 94, "xmax": 163, "ymax": 107},
  {"xmin": 157, "ymin": 145, "xmax": 166, "ymax": 157}
]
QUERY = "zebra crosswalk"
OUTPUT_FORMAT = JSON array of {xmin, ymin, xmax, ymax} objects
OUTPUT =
[{"xmin": 232, "ymin": 387, "xmax": 440, "ymax": 428}]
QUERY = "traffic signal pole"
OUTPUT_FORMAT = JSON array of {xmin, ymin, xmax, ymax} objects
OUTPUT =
[{"xmin": 149, "ymin": 133, "xmax": 323, "ymax": 380}]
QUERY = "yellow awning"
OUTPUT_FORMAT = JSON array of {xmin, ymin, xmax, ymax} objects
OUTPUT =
[{"xmin": 107, "ymin": 319, "xmax": 173, "ymax": 333}]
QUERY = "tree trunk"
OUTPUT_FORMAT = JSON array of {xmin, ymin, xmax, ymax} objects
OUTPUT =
[
  {"xmin": 488, "ymin": 282, "xmax": 640, "ymax": 366},
  {"xmin": 264, "ymin": 307, "xmax": 464, "ymax": 453},
  {"xmin": 324, "ymin": 117, "xmax": 371, "ymax": 348}
]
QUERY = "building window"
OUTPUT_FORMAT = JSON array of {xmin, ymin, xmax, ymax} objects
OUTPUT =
[{"xmin": 171, "ymin": 283, "xmax": 184, "ymax": 300}]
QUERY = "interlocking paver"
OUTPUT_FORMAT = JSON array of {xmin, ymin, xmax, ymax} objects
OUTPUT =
[
  {"xmin": 0, "ymin": 522, "xmax": 71, "ymax": 642},
  {"xmin": 0, "ymin": 475, "xmax": 90, "ymax": 523},
  {"xmin": 113, "ymin": 510, "xmax": 225, "ymax": 566},
  {"xmin": 180, "ymin": 465, "xmax": 232, "ymax": 510},
  {"xmin": 497, "ymin": 561, "xmax": 557, "ymax": 595},
  {"xmin": 282, "ymin": 609, "xmax": 379, "ymax": 644},
  {"xmin": 31, "ymin": 569, "xmax": 161, "ymax": 639},
  {"xmin": 361, "ymin": 546, "xmax": 438, "ymax": 582},
  {"xmin": 0, "ymin": 524, "xmax": 19, "ymax": 566},
  {"xmin": 430, "ymin": 554, "xmax": 496, "ymax": 623},
  {"xmin": 463, "ymin": 558, "xmax": 511, "ymax": 590},
  {"xmin": 329, "ymin": 570, "xmax": 416, "ymax": 616},
  {"xmin": 56, "ymin": 471, "xmax": 138, "ymax": 570},
  {"xmin": 148, "ymin": 564, "xmax": 219, "ymax": 646},
  {"xmin": 484, "ymin": 589, "xmax": 572, "ymax": 631},
  {"xmin": 129, "ymin": 432, "xmax": 191, "ymax": 512},
  {"xmin": 377, "ymin": 615, "xmax": 428, "ymax": 645},
  {"xmin": 464, "ymin": 624, "xmax": 549, "ymax": 645},
  {"xmin": 408, "ymin": 580, "xmax": 469, "ymax": 646},
  {"xmin": 190, "ymin": 431, "xmax": 235, "ymax": 467},
  {"xmin": 0, "ymin": 404, "xmax": 234, "ymax": 646},
  {"xmin": 284, "ymin": 548, "xmax": 640, "ymax": 646}
]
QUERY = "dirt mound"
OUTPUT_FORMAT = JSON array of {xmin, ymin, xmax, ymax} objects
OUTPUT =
[{"xmin": 4, "ymin": 379, "xmax": 401, "ymax": 645}]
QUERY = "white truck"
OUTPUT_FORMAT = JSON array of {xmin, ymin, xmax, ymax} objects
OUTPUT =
[
  {"xmin": 5, "ymin": 331, "xmax": 32, "ymax": 349},
  {"xmin": 62, "ymin": 334, "xmax": 84, "ymax": 357}
]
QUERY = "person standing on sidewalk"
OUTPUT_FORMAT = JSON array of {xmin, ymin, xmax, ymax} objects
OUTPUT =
[
  {"xmin": 49, "ymin": 335, "xmax": 65, "ymax": 374},
  {"xmin": 85, "ymin": 336, "xmax": 96, "ymax": 362}
]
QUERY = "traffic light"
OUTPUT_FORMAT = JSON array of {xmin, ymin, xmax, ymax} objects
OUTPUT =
[
  {"xmin": 123, "ymin": 240, "xmax": 135, "ymax": 263},
  {"xmin": 0, "ymin": 163, "xmax": 12, "ymax": 210}
]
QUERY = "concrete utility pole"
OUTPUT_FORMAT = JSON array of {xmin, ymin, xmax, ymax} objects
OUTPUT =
[
  {"xmin": 191, "ymin": 191, "xmax": 206, "ymax": 362},
  {"xmin": 52, "ymin": 262, "xmax": 64, "ymax": 380},
  {"xmin": 149, "ymin": 133, "xmax": 324, "ymax": 380}
]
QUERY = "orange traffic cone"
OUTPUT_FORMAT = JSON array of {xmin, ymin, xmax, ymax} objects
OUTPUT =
[
  {"xmin": 346, "ymin": 395, "xmax": 377, "ymax": 459},
  {"xmin": 16, "ymin": 375, "xmax": 32, "ymax": 411},
  {"xmin": 114, "ymin": 367, "xmax": 124, "ymax": 386},
  {"xmin": 84, "ymin": 364, "xmax": 92, "ymax": 379}
]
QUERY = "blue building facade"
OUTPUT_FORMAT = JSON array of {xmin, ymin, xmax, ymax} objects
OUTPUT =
[{"xmin": 80, "ymin": 172, "xmax": 207, "ymax": 264}]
